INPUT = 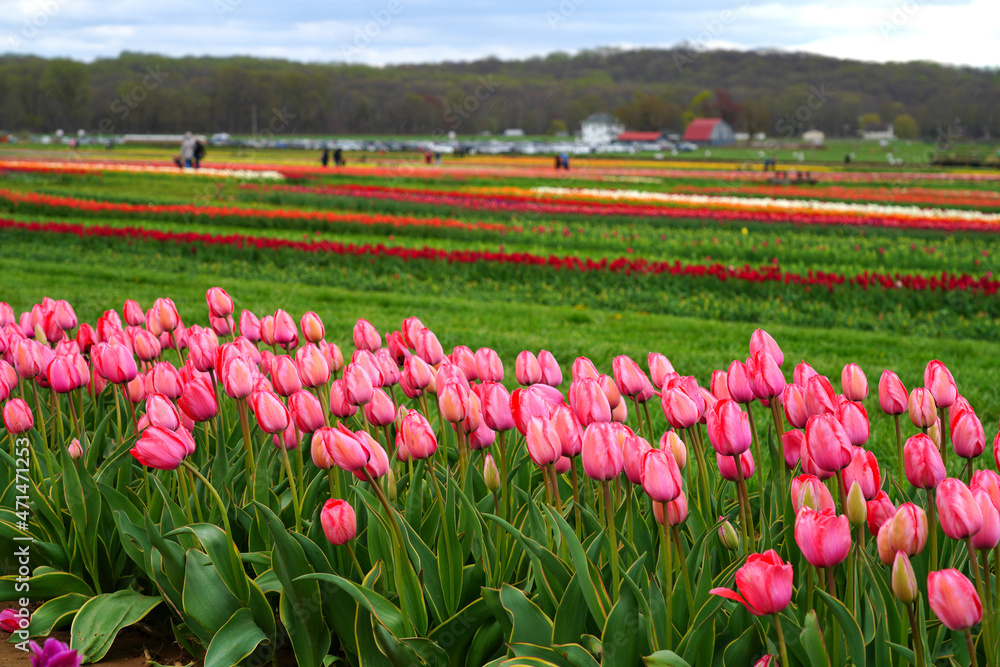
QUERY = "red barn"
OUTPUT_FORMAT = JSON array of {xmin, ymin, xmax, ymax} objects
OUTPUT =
[{"xmin": 682, "ymin": 118, "xmax": 735, "ymax": 145}]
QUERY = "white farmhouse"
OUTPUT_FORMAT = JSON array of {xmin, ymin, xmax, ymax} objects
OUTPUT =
[{"xmin": 580, "ymin": 113, "xmax": 625, "ymax": 145}]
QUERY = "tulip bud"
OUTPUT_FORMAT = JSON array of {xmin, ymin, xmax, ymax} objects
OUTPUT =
[
  {"xmin": 846, "ymin": 481, "xmax": 867, "ymax": 528},
  {"xmin": 878, "ymin": 370, "xmax": 908, "ymax": 416},
  {"xmin": 320, "ymin": 499, "xmax": 357, "ymax": 545},
  {"xmin": 841, "ymin": 362, "xmax": 868, "ymax": 401},
  {"xmin": 892, "ymin": 552, "xmax": 918, "ymax": 604},
  {"xmin": 484, "ymin": 454, "xmax": 501, "ymax": 493},
  {"xmin": 718, "ymin": 517, "xmax": 739, "ymax": 550},
  {"xmin": 385, "ymin": 468, "xmax": 397, "ymax": 502},
  {"xmin": 660, "ymin": 430, "xmax": 687, "ymax": 469},
  {"xmin": 68, "ymin": 438, "xmax": 83, "ymax": 460},
  {"xmin": 908, "ymin": 387, "xmax": 937, "ymax": 429}
]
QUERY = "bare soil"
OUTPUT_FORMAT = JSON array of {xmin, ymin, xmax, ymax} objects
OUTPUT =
[{"xmin": 0, "ymin": 628, "xmax": 197, "ymax": 666}]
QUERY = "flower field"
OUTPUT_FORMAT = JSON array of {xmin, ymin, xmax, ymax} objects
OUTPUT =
[{"xmin": 2, "ymin": 155, "xmax": 1000, "ymax": 666}]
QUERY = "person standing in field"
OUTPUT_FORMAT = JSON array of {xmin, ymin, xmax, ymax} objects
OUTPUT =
[{"xmin": 179, "ymin": 132, "xmax": 196, "ymax": 168}]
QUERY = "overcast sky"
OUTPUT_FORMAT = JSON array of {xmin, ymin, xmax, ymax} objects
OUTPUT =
[{"xmin": 1, "ymin": 0, "xmax": 996, "ymax": 69}]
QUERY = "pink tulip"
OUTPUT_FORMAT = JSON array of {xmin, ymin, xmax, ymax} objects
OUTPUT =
[
  {"xmin": 571, "ymin": 377, "xmax": 612, "ymax": 427},
  {"xmin": 641, "ymin": 448, "xmax": 683, "ymax": 503},
  {"xmin": 272, "ymin": 424, "xmax": 298, "ymax": 450},
  {"xmin": 936, "ymin": 478, "xmax": 983, "ymax": 540},
  {"xmin": 272, "ymin": 309, "xmax": 298, "ymax": 347},
  {"xmin": 270, "ymin": 355, "xmax": 303, "ymax": 397},
  {"xmin": 321, "ymin": 499, "xmax": 357, "ymax": 545},
  {"xmin": 438, "ymin": 382, "xmax": 469, "ymax": 423},
  {"xmin": 289, "ymin": 390, "xmax": 324, "ymax": 433},
  {"xmin": 804, "ymin": 413, "xmax": 852, "ymax": 472},
  {"xmin": 612, "ymin": 355, "xmax": 647, "ymax": 398},
  {"xmin": 46, "ymin": 356, "xmax": 80, "ymax": 394},
  {"xmin": 537, "ymin": 350, "xmax": 563, "ymax": 386},
  {"xmin": 401, "ymin": 410, "xmax": 437, "ymax": 460},
  {"xmin": 351, "ymin": 350, "xmax": 385, "ymax": 389},
  {"xmin": 146, "ymin": 361, "xmax": 182, "ymax": 400},
  {"xmin": 364, "ymin": 388, "xmax": 395, "ymax": 428},
  {"xmin": 402, "ymin": 355, "xmax": 433, "ymax": 393},
  {"xmin": 250, "ymin": 389, "xmax": 290, "ymax": 434},
  {"xmin": 414, "ymin": 327, "xmax": 444, "ymax": 365},
  {"xmin": 131, "ymin": 329, "xmax": 162, "ymax": 362},
  {"xmin": 878, "ymin": 370, "xmax": 908, "ymax": 415},
  {"xmin": 239, "ymin": 310, "xmax": 261, "ymax": 342},
  {"xmin": 794, "ymin": 507, "xmax": 851, "ymax": 568},
  {"xmin": 837, "ymin": 400, "xmax": 869, "ymax": 447},
  {"xmin": 598, "ymin": 374, "xmax": 622, "ymax": 410},
  {"xmin": 515, "ymin": 350, "xmax": 541, "ymax": 385},
  {"xmin": 343, "ymin": 363, "xmax": 374, "ymax": 406},
  {"xmin": 122, "ymin": 299, "xmax": 145, "ymax": 326},
  {"xmin": 526, "ymin": 416, "xmax": 562, "ymax": 467},
  {"xmin": 374, "ymin": 349, "xmax": 400, "ymax": 388},
  {"xmin": 353, "ymin": 318, "xmax": 381, "ymax": 352},
  {"xmin": 876, "ymin": 523, "xmax": 895, "ymax": 565},
  {"xmin": 310, "ymin": 430, "xmax": 335, "ymax": 469},
  {"xmin": 622, "ymin": 435, "xmax": 653, "ymax": 484},
  {"xmin": 469, "ymin": 422, "xmax": 495, "ymax": 450},
  {"xmin": 480, "ymin": 381, "xmax": 515, "ymax": 432},
  {"xmin": 68, "ymin": 439, "xmax": 83, "ymax": 460},
  {"xmin": 323, "ymin": 425, "xmax": 370, "ymax": 471},
  {"xmin": 791, "ymin": 474, "xmax": 835, "ymax": 513},
  {"xmin": 866, "ymin": 490, "xmax": 896, "ymax": 536},
  {"xmin": 125, "ymin": 374, "xmax": 147, "ymax": 404},
  {"xmin": 475, "ymin": 347, "xmax": 503, "ymax": 383},
  {"xmin": 710, "ymin": 370, "xmax": 731, "ymax": 401},
  {"xmin": 748, "ymin": 351, "xmax": 785, "ymax": 399},
  {"xmin": 351, "ymin": 430, "xmax": 389, "ymax": 481},
  {"xmin": 187, "ymin": 331, "xmax": 219, "ymax": 372},
  {"xmin": 295, "ymin": 344, "xmax": 331, "ymax": 388},
  {"xmin": 581, "ymin": 422, "xmax": 624, "ymax": 481},
  {"xmin": 888, "ymin": 502, "xmax": 928, "ymax": 556},
  {"xmin": 904, "ymin": 433, "xmax": 945, "ymax": 489},
  {"xmin": 726, "ymin": 359, "xmax": 755, "ymax": 404},
  {"xmin": 450, "ymin": 345, "xmax": 478, "ymax": 382},
  {"xmin": 2, "ymin": 399, "xmax": 33, "ymax": 434},
  {"xmin": 204, "ymin": 287, "xmax": 233, "ymax": 319},
  {"xmin": 328, "ymin": 379, "xmax": 357, "ymax": 418},
  {"xmin": 149, "ymin": 297, "xmax": 180, "ymax": 334},
  {"xmin": 648, "ymin": 353, "xmax": 675, "ymax": 390},
  {"xmin": 662, "ymin": 386, "xmax": 700, "ymax": 430},
  {"xmin": 130, "ymin": 425, "xmax": 194, "ymax": 470},
  {"xmin": 749, "ymin": 329, "xmax": 784, "ymax": 367},
  {"xmin": 92, "ymin": 341, "xmax": 138, "ymax": 384},
  {"xmin": 401, "ymin": 316, "xmax": 425, "ymax": 349},
  {"xmin": 661, "ymin": 430, "xmax": 687, "ymax": 469},
  {"xmin": 75, "ymin": 323, "xmax": 96, "ymax": 353},
  {"xmin": 710, "ymin": 549, "xmax": 793, "ymax": 615},
  {"xmin": 781, "ymin": 429, "xmax": 804, "ymax": 469},
  {"xmin": 793, "ymin": 361, "xmax": 819, "ymax": 387},
  {"xmin": 717, "ymin": 450, "xmax": 755, "ymax": 481},
  {"xmin": 951, "ymin": 408, "xmax": 985, "ymax": 459},
  {"xmin": 924, "ymin": 360, "xmax": 957, "ymax": 409},
  {"xmin": 972, "ymin": 487, "xmax": 1000, "ymax": 550},
  {"xmin": 178, "ymin": 378, "xmax": 218, "ymax": 422},
  {"xmin": 299, "ymin": 311, "xmax": 325, "ymax": 344},
  {"xmin": 145, "ymin": 393, "xmax": 180, "ymax": 431},
  {"xmin": 572, "ymin": 356, "xmax": 600, "ymax": 382},
  {"xmin": 804, "ymin": 375, "xmax": 838, "ymax": 417},
  {"xmin": 550, "ymin": 403, "xmax": 583, "ymax": 457},
  {"xmin": 927, "ymin": 569, "xmax": 982, "ymax": 631},
  {"xmin": 782, "ymin": 383, "xmax": 808, "ymax": 429},
  {"xmin": 706, "ymin": 399, "xmax": 752, "ymax": 456},
  {"xmin": 971, "ymin": 469, "xmax": 1000, "ymax": 511},
  {"xmin": 841, "ymin": 363, "xmax": 868, "ymax": 401},
  {"xmin": 908, "ymin": 387, "xmax": 937, "ymax": 428},
  {"xmin": 842, "ymin": 447, "xmax": 881, "ymax": 501}
]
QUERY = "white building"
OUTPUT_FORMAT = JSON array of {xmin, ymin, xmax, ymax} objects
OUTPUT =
[
  {"xmin": 580, "ymin": 113, "xmax": 625, "ymax": 145},
  {"xmin": 862, "ymin": 123, "xmax": 895, "ymax": 141}
]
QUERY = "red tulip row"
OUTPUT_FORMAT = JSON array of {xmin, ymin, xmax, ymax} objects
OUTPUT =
[
  {"xmin": 663, "ymin": 183, "xmax": 1000, "ymax": 210},
  {"xmin": 4, "ymin": 216, "xmax": 999, "ymax": 297},
  {"xmin": 0, "ymin": 188, "xmax": 510, "ymax": 233},
  {"xmin": 253, "ymin": 183, "xmax": 1000, "ymax": 234}
]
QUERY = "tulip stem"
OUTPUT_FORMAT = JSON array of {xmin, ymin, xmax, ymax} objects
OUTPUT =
[
  {"xmin": 938, "ymin": 407, "xmax": 949, "ymax": 466},
  {"xmin": 672, "ymin": 526, "xmax": 695, "ymax": 613},
  {"xmin": 906, "ymin": 603, "xmax": 926, "ymax": 667},
  {"xmin": 966, "ymin": 538, "xmax": 993, "ymax": 665},
  {"xmin": 926, "ymin": 488, "xmax": 938, "ymax": 573},
  {"xmin": 32, "ymin": 382, "xmax": 55, "ymax": 480},
  {"xmin": 733, "ymin": 453, "xmax": 754, "ymax": 552},
  {"xmin": 497, "ymin": 430, "xmax": 509, "ymax": 524},
  {"xmin": 660, "ymin": 504, "xmax": 673, "ymax": 649},
  {"xmin": 182, "ymin": 460, "xmax": 232, "ymax": 542},
  {"xmin": 548, "ymin": 463, "xmax": 562, "ymax": 512},
  {"xmin": 570, "ymin": 463, "xmax": 582, "ymax": 541},
  {"xmin": 746, "ymin": 404, "xmax": 764, "ymax": 523},
  {"xmin": 625, "ymin": 480, "xmax": 633, "ymax": 541},
  {"xmin": 773, "ymin": 613, "xmax": 790, "ymax": 667},
  {"xmin": 280, "ymin": 445, "xmax": 302, "ymax": 532},
  {"xmin": 964, "ymin": 629, "xmax": 979, "ymax": 667},
  {"xmin": 601, "ymin": 482, "xmax": 620, "ymax": 604},
  {"xmin": 236, "ymin": 399, "xmax": 256, "ymax": 496},
  {"xmin": 328, "ymin": 468, "xmax": 339, "ymax": 499},
  {"xmin": 345, "ymin": 542, "xmax": 364, "ymax": 578},
  {"xmin": 641, "ymin": 401, "xmax": 656, "ymax": 447},
  {"xmin": 894, "ymin": 414, "xmax": 904, "ymax": 486},
  {"xmin": 363, "ymin": 468, "xmax": 412, "ymax": 622},
  {"xmin": 994, "ymin": 544, "xmax": 1000, "ymax": 618},
  {"xmin": 769, "ymin": 400, "xmax": 787, "ymax": 492},
  {"xmin": 826, "ymin": 567, "xmax": 841, "ymax": 666},
  {"xmin": 686, "ymin": 426, "xmax": 708, "ymax": 518},
  {"xmin": 982, "ymin": 549, "xmax": 994, "ymax": 653}
]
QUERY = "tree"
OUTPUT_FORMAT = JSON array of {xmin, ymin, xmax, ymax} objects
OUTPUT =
[
  {"xmin": 858, "ymin": 112, "xmax": 881, "ymax": 132},
  {"xmin": 39, "ymin": 59, "xmax": 90, "ymax": 130},
  {"xmin": 894, "ymin": 113, "xmax": 919, "ymax": 138},
  {"xmin": 547, "ymin": 119, "xmax": 567, "ymax": 135}
]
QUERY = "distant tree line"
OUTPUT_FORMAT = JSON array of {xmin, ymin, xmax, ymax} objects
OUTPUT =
[{"xmin": 0, "ymin": 47, "xmax": 997, "ymax": 140}]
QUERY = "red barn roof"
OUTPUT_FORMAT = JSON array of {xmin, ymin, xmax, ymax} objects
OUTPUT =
[
  {"xmin": 616, "ymin": 131, "xmax": 662, "ymax": 142},
  {"xmin": 683, "ymin": 118, "xmax": 724, "ymax": 142}
]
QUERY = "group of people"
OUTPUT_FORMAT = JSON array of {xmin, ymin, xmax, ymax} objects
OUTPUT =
[
  {"xmin": 321, "ymin": 147, "xmax": 345, "ymax": 167},
  {"xmin": 175, "ymin": 132, "xmax": 205, "ymax": 168}
]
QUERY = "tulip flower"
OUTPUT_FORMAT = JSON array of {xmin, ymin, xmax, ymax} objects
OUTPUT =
[
  {"xmin": 28, "ymin": 638, "xmax": 81, "ymax": 667},
  {"xmin": 717, "ymin": 450, "xmax": 755, "ymax": 481},
  {"xmin": 951, "ymin": 408, "xmax": 985, "ymax": 460},
  {"xmin": 93, "ymin": 341, "xmax": 138, "ymax": 384},
  {"xmin": 791, "ymin": 474, "xmax": 835, "ymax": 513},
  {"xmin": 876, "ymin": 523, "xmax": 895, "ymax": 565},
  {"xmin": 782, "ymin": 383, "xmax": 808, "ymax": 429},
  {"xmin": 130, "ymin": 425, "xmax": 194, "ymax": 470},
  {"xmin": 971, "ymin": 469, "xmax": 1000, "ymax": 510},
  {"xmin": 321, "ymin": 499, "xmax": 357, "ymax": 545},
  {"xmin": 641, "ymin": 448, "xmax": 682, "ymax": 503},
  {"xmin": 400, "ymin": 409, "xmax": 437, "ymax": 460},
  {"xmin": 343, "ymin": 363, "xmax": 375, "ymax": 406},
  {"xmin": 710, "ymin": 369, "xmax": 731, "ymax": 400},
  {"xmin": 353, "ymin": 318, "xmax": 381, "ymax": 352},
  {"xmin": 550, "ymin": 403, "xmax": 583, "ymax": 457},
  {"xmin": 794, "ymin": 507, "xmax": 851, "ymax": 569},
  {"xmin": 178, "ymin": 378, "xmax": 218, "ymax": 423},
  {"xmin": 878, "ymin": 370, "xmax": 908, "ymax": 415},
  {"xmin": 892, "ymin": 552, "xmax": 918, "ymax": 605},
  {"xmin": 526, "ymin": 416, "xmax": 562, "ymax": 468},
  {"xmin": 792, "ymin": 361, "xmax": 818, "ymax": 387},
  {"xmin": 45, "ymin": 356, "xmax": 80, "ymax": 394},
  {"xmin": 581, "ymin": 422, "xmax": 624, "ymax": 481},
  {"xmin": 328, "ymin": 379, "xmax": 358, "ymax": 418},
  {"xmin": 0, "ymin": 607, "xmax": 25, "ymax": 633},
  {"xmin": 703, "ymin": 399, "xmax": 750, "ymax": 456},
  {"xmin": 572, "ymin": 377, "xmax": 612, "ymax": 427},
  {"xmin": 469, "ymin": 421, "xmax": 495, "ymax": 450},
  {"xmin": 364, "ymin": 388, "xmax": 395, "ymax": 428},
  {"xmin": 924, "ymin": 360, "xmax": 957, "ymax": 409},
  {"xmin": 351, "ymin": 430, "xmax": 389, "ymax": 481},
  {"xmin": 479, "ymin": 381, "xmax": 514, "ymax": 432},
  {"xmin": 908, "ymin": 387, "xmax": 937, "ymax": 429},
  {"xmin": 841, "ymin": 363, "xmax": 868, "ymax": 401},
  {"xmin": 450, "ymin": 345, "xmax": 478, "ymax": 382},
  {"xmin": 748, "ymin": 350, "xmax": 785, "ymax": 399},
  {"xmin": 272, "ymin": 309, "xmax": 298, "ymax": 347},
  {"xmin": 710, "ymin": 549, "xmax": 794, "ymax": 615},
  {"xmin": 298, "ymin": 311, "xmax": 325, "ymax": 344},
  {"xmin": 927, "ymin": 569, "xmax": 982, "ymax": 631},
  {"xmin": 888, "ymin": 502, "xmax": 928, "ymax": 556},
  {"xmin": 781, "ymin": 429, "xmax": 803, "ymax": 469},
  {"xmin": 726, "ymin": 359, "xmax": 755, "ymax": 404},
  {"xmin": 622, "ymin": 435, "xmax": 652, "ymax": 484},
  {"xmin": 484, "ymin": 454, "xmax": 501, "ymax": 492},
  {"xmin": 804, "ymin": 413, "xmax": 852, "ymax": 473},
  {"xmin": 270, "ymin": 355, "xmax": 303, "ymax": 397},
  {"xmin": 653, "ymin": 491, "xmax": 688, "ymax": 526},
  {"xmin": 288, "ymin": 390, "xmax": 324, "ymax": 433},
  {"xmin": 221, "ymin": 356, "xmax": 256, "ymax": 399},
  {"xmin": 250, "ymin": 389, "xmax": 291, "ymax": 434},
  {"xmin": 804, "ymin": 375, "xmax": 837, "ymax": 417},
  {"xmin": 904, "ymin": 433, "xmax": 945, "ymax": 489},
  {"xmin": 401, "ymin": 316, "xmax": 425, "ymax": 348},
  {"xmin": 661, "ymin": 430, "xmax": 687, "ymax": 469},
  {"xmin": 68, "ymin": 438, "xmax": 83, "ymax": 460},
  {"xmin": 537, "ymin": 350, "xmax": 562, "ymax": 386},
  {"xmin": 971, "ymin": 487, "xmax": 1000, "ymax": 551},
  {"xmin": 149, "ymin": 297, "xmax": 180, "ymax": 334},
  {"xmin": 935, "ymin": 478, "xmax": 983, "ymax": 541},
  {"xmin": 414, "ymin": 327, "xmax": 444, "ymax": 365},
  {"xmin": 437, "ymin": 381, "xmax": 469, "ymax": 423},
  {"xmin": 515, "ymin": 350, "xmax": 541, "ymax": 385},
  {"xmin": 648, "ymin": 353, "xmax": 675, "ymax": 390},
  {"xmin": 122, "ymin": 299, "xmax": 145, "ymax": 327},
  {"xmin": 145, "ymin": 393, "xmax": 180, "ymax": 431},
  {"xmin": 749, "ymin": 329, "xmax": 784, "ymax": 367},
  {"xmin": 866, "ymin": 490, "xmax": 896, "ymax": 537},
  {"xmin": 322, "ymin": 425, "xmax": 370, "ymax": 471},
  {"xmin": 612, "ymin": 355, "xmax": 647, "ymax": 398},
  {"xmin": 475, "ymin": 347, "xmax": 503, "ymax": 383},
  {"xmin": 718, "ymin": 518, "xmax": 739, "ymax": 550},
  {"xmin": 837, "ymin": 400, "xmax": 869, "ymax": 447},
  {"xmin": 842, "ymin": 447, "xmax": 881, "ymax": 500},
  {"xmin": 662, "ymin": 386, "xmax": 701, "ymax": 430},
  {"xmin": 2, "ymin": 399, "xmax": 33, "ymax": 434}
]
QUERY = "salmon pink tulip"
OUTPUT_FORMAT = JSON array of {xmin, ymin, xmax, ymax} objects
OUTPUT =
[
  {"xmin": 878, "ymin": 370, "xmax": 908, "ymax": 415},
  {"xmin": 710, "ymin": 549, "xmax": 793, "ymax": 616},
  {"xmin": 888, "ymin": 502, "xmax": 928, "ymax": 556},
  {"xmin": 581, "ymin": 422, "xmax": 624, "ymax": 481},
  {"xmin": 640, "ymin": 448, "xmax": 683, "ymax": 503},
  {"xmin": 936, "ymin": 478, "xmax": 983, "ymax": 540},
  {"xmin": 706, "ymin": 399, "xmax": 752, "ymax": 456},
  {"xmin": 794, "ymin": 507, "xmax": 851, "ymax": 568},
  {"xmin": 130, "ymin": 425, "xmax": 194, "ymax": 470},
  {"xmin": 299, "ymin": 311, "xmax": 325, "ymax": 344},
  {"xmin": 904, "ymin": 433, "xmax": 945, "ymax": 489},
  {"xmin": 353, "ymin": 318, "xmax": 381, "ymax": 352},
  {"xmin": 927, "ymin": 569, "xmax": 982, "ymax": 631},
  {"xmin": 321, "ymin": 499, "xmax": 357, "ymax": 545},
  {"xmin": 289, "ymin": 389, "xmax": 324, "ymax": 433},
  {"xmin": 537, "ymin": 349, "xmax": 562, "ymax": 386}
]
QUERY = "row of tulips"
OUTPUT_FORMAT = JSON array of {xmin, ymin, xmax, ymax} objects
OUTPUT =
[
  {"xmin": 248, "ymin": 182, "xmax": 1000, "ymax": 234},
  {"xmin": 2, "ymin": 287, "xmax": 1000, "ymax": 665},
  {"xmin": 3, "ymin": 217, "xmax": 1000, "ymax": 301},
  {"xmin": 0, "ymin": 188, "xmax": 511, "ymax": 234}
]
